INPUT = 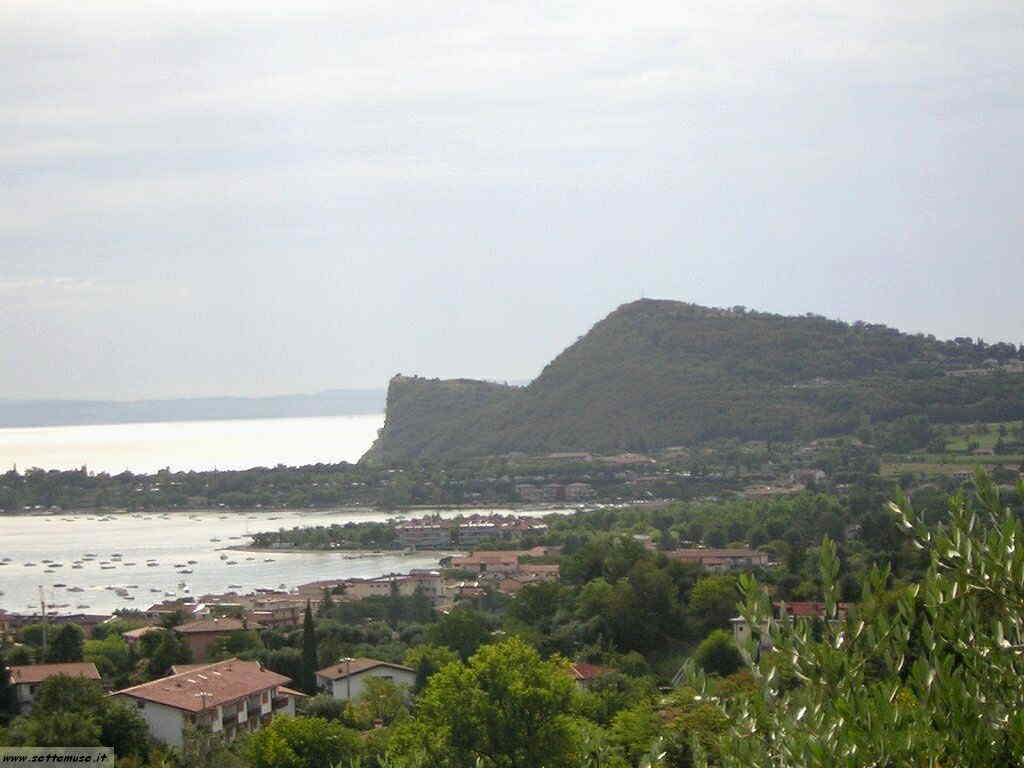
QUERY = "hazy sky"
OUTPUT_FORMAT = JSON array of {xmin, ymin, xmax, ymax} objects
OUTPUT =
[{"xmin": 2, "ymin": 0, "xmax": 1021, "ymax": 400}]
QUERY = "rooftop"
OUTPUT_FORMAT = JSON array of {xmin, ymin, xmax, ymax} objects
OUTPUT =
[
  {"xmin": 316, "ymin": 658, "xmax": 413, "ymax": 681},
  {"xmin": 8, "ymin": 662, "xmax": 101, "ymax": 685},
  {"xmin": 114, "ymin": 658, "xmax": 290, "ymax": 712},
  {"xmin": 174, "ymin": 617, "xmax": 250, "ymax": 634}
]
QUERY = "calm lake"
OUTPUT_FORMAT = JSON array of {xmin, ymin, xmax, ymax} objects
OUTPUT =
[
  {"xmin": 0, "ymin": 414, "xmax": 385, "ymax": 474},
  {"xmin": 0, "ymin": 507, "xmax": 563, "ymax": 615}
]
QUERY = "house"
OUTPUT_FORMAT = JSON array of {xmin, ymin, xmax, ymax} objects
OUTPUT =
[
  {"xmin": 519, "ymin": 563, "xmax": 561, "ymax": 582},
  {"xmin": 564, "ymin": 482, "xmax": 595, "ymax": 500},
  {"xmin": 790, "ymin": 468, "xmax": 827, "ymax": 485},
  {"xmin": 394, "ymin": 521, "xmax": 453, "ymax": 549},
  {"xmin": 731, "ymin": 601, "xmax": 851, "ymax": 650},
  {"xmin": 144, "ymin": 599, "xmax": 209, "ymax": 623},
  {"xmin": 515, "ymin": 484, "xmax": 545, "ymax": 502},
  {"xmin": 666, "ymin": 549, "xmax": 769, "ymax": 572},
  {"xmin": 569, "ymin": 662, "xmax": 612, "ymax": 689},
  {"xmin": 315, "ymin": 658, "xmax": 415, "ymax": 702},
  {"xmin": 7, "ymin": 662, "xmax": 102, "ymax": 714},
  {"xmin": 112, "ymin": 658, "xmax": 302, "ymax": 748},
  {"xmin": 174, "ymin": 617, "xmax": 255, "ymax": 662},
  {"xmin": 450, "ymin": 552, "xmax": 519, "ymax": 574},
  {"xmin": 122, "ymin": 625, "xmax": 164, "ymax": 648}
]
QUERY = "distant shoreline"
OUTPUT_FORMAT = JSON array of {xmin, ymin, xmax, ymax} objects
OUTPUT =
[
  {"xmin": 0, "ymin": 390, "xmax": 386, "ymax": 430},
  {"xmin": 0, "ymin": 502, "xmax": 570, "ymax": 518},
  {"xmin": 223, "ymin": 545, "xmax": 465, "ymax": 558}
]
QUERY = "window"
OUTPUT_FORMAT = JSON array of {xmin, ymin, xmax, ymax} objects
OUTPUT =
[{"xmin": 136, "ymin": 700, "xmax": 146, "ymax": 710}]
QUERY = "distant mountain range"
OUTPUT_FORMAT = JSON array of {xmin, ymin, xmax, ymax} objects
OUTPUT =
[
  {"xmin": 0, "ymin": 389, "xmax": 386, "ymax": 428},
  {"xmin": 361, "ymin": 299, "xmax": 1024, "ymax": 464}
]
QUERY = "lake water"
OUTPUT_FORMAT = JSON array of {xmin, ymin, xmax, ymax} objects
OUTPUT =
[
  {"xmin": 0, "ymin": 414, "xmax": 385, "ymax": 474},
  {"xmin": 0, "ymin": 507, "xmax": 562, "ymax": 615}
]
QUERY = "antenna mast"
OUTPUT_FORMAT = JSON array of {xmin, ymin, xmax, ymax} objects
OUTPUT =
[{"xmin": 39, "ymin": 585, "xmax": 48, "ymax": 659}]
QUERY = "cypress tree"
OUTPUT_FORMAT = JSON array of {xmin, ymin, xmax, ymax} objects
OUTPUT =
[
  {"xmin": 301, "ymin": 600, "xmax": 317, "ymax": 694},
  {"xmin": 0, "ymin": 663, "xmax": 18, "ymax": 724}
]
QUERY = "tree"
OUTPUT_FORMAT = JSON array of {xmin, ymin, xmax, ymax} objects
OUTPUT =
[
  {"xmin": 300, "ymin": 600, "xmax": 318, "ymax": 694},
  {"xmin": 410, "ymin": 585, "xmax": 434, "ymax": 623},
  {"xmin": 244, "ymin": 714, "xmax": 363, "ymax": 768},
  {"xmin": 403, "ymin": 644, "xmax": 460, "ymax": 693},
  {"xmin": 147, "ymin": 629, "xmax": 190, "ymax": 678},
  {"xmin": 705, "ymin": 471, "xmax": 1024, "ymax": 767},
  {"xmin": 179, "ymin": 722, "xmax": 245, "ymax": 768},
  {"xmin": 317, "ymin": 587, "xmax": 334, "ymax": 618},
  {"xmin": 352, "ymin": 677, "xmax": 407, "ymax": 727},
  {"xmin": 426, "ymin": 609, "xmax": 490, "ymax": 661},
  {"xmin": 0, "ymin": 664, "xmax": 17, "ymax": 725},
  {"xmin": 45, "ymin": 624, "xmax": 84, "ymax": 663},
  {"xmin": 416, "ymin": 636, "xmax": 578, "ymax": 768},
  {"xmin": 692, "ymin": 630, "xmax": 743, "ymax": 677},
  {"xmin": 97, "ymin": 699, "xmax": 151, "ymax": 760},
  {"xmin": 687, "ymin": 575, "xmax": 738, "ymax": 630}
]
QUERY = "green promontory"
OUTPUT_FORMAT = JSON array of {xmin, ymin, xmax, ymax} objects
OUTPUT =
[{"xmin": 361, "ymin": 299, "xmax": 1024, "ymax": 464}]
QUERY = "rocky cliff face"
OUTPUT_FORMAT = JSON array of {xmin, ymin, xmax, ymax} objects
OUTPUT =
[{"xmin": 359, "ymin": 375, "xmax": 516, "ymax": 465}]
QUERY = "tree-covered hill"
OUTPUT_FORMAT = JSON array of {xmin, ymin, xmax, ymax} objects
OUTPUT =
[{"xmin": 362, "ymin": 299, "xmax": 1024, "ymax": 464}]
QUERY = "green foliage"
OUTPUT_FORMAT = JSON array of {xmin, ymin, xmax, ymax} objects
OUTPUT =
[
  {"xmin": 403, "ymin": 644, "xmax": 460, "ymax": 693},
  {"xmin": 415, "ymin": 637, "xmax": 579, "ymax": 768},
  {"xmin": 0, "ymin": 665, "xmax": 17, "ymax": 726},
  {"xmin": 83, "ymin": 635, "xmax": 133, "ymax": 688},
  {"xmin": 351, "ymin": 677, "xmax": 407, "ymax": 728},
  {"xmin": 692, "ymin": 630, "xmax": 743, "ymax": 678},
  {"xmin": 696, "ymin": 470, "xmax": 1024, "ymax": 767},
  {"xmin": 244, "ymin": 715, "xmax": 362, "ymax": 768},
  {"xmin": 426, "ymin": 609, "xmax": 490, "ymax": 661},
  {"xmin": 180, "ymin": 722, "xmax": 245, "ymax": 768},
  {"xmin": 297, "ymin": 693, "xmax": 349, "ymax": 724},
  {"xmin": 300, "ymin": 601, "xmax": 317, "ymax": 694},
  {"xmin": 6, "ymin": 675, "xmax": 149, "ymax": 759},
  {"xmin": 687, "ymin": 577, "xmax": 739, "ymax": 631},
  {"xmin": 147, "ymin": 628, "xmax": 190, "ymax": 678}
]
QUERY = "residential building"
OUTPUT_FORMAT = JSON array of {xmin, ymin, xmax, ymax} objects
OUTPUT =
[
  {"xmin": 519, "ymin": 563, "xmax": 561, "ymax": 582},
  {"xmin": 515, "ymin": 484, "xmax": 545, "ymax": 502},
  {"xmin": 564, "ymin": 482, "xmax": 595, "ymax": 500},
  {"xmin": 7, "ymin": 662, "xmax": 102, "ymax": 714},
  {"xmin": 174, "ymin": 617, "xmax": 254, "ymax": 662},
  {"xmin": 569, "ymin": 663, "xmax": 612, "ymax": 689},
  {"xmin": 112, "ymin": 658, "xmax": 302, "ymax": 748},
  {"xmin": 450, "ymin": 552, "xmax": 519, "ymax": 574},
  {"xmin": 316, "ymin": 658, "xmax": 415, "ymax": 702},
  {"xmin": 394, "ymin": 521, "xmax": 453, "ymax": 549},
  {"xmin": 666, "ymin": 549, "xmax": 769, "ymax": 572},
  {"xmin": 731, "ymin": 601, "xmax": 851, "ymax": 650}
]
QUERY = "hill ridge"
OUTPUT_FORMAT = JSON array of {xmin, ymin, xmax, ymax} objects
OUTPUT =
[{"xmin": 361, "ymin": 299, "xmax": 1024, "ymax": 464}]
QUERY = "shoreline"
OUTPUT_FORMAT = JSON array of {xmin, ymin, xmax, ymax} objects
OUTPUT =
[
  {"xmin": 223, "ymin": 544, "xmax": 466, "ymax": 558},
  {"xmin": 0, "ymin": 502, "xmax": 571, "ymax": 518}
]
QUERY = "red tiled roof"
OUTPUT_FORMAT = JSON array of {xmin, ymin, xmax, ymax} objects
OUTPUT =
[
  {"xmin": 113, "ymin": 658, "xmax": 290, "ymax": 712},
  {"xmin": 774, "ymin": 601, "xmax": 850, "ymax": 618},
  {"xmin": 570, "ymin": 663, "xmax": 612, "ymax": 681},
  {"xmin": 316, "ymin": 658, "xmax": 413, "ymax": 681},
  {"xmin": 8, "ymin": 662, "xmax": 101, "ymax": 685},
  {"xmin": 668, "ymin": 549, "xmax": 765, "ymax": 559},
  {"xmin": 174, "ymin": 617, "xmax": 250, "ymax": 634}
]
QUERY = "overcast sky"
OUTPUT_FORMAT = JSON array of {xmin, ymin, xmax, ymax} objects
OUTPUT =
[{"xmin": 2, "ymin": 0, "xmax": 1021, "ymax": 400}]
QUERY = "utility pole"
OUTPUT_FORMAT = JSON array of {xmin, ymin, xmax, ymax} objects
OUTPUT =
[{"xmin": 39, "ymin": 586, "xmax": 47, "ymax": 659}]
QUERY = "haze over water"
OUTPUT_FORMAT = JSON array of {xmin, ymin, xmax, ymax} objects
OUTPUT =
[{"xmin": 0, "ymin": 414, "xmax": 385, "ymax": 474}]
